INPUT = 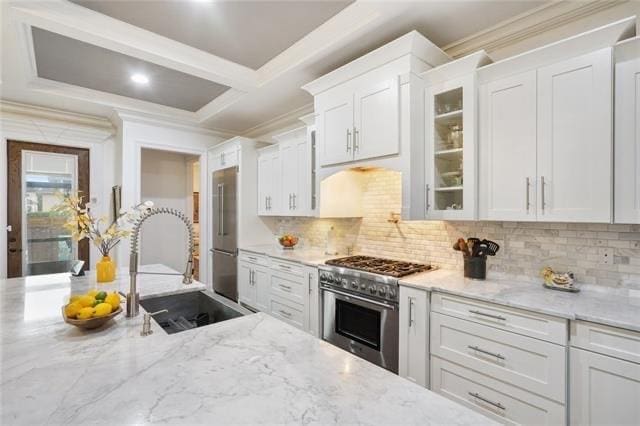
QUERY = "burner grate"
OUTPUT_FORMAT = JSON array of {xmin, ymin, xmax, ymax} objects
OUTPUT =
[{"xmin": 325, "ymin": 255, "xmax": 431, "ymax": 278}]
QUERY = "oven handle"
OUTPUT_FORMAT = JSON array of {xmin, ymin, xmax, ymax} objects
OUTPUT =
[{"xmin": 320, "ymin": 285, "xmax": 397, "ymax": 310}]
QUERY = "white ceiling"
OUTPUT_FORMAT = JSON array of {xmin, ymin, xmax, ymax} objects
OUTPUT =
[
  {"xmin": 1, "ymin": 0, "xmax": 548, "ymax": 135},
  {"xmin": 70, "ymin": 0, "xmax": 354, "ymax": 70}
]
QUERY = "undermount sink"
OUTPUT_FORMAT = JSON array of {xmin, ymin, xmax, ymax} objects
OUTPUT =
[{"xmin": 140, "ymin": 290, "xmax": 252, "ymax": 334}]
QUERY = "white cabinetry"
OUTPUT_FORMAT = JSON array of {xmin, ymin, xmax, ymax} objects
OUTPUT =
[
  {"xmin": 257, "ymin": 127, "xmax": 311, "ymax": 217},
  {"xmin": 570, "ymin": 321, "xmax": 640, "ymax": 426},
  {"xmin": 238, "ymin": 252, "xmax": 270, "ymax": 312},
  {"xmin": 398, "ymin": 286, "xmax": 429, "ymax": 387},
  {"xmin": 614, "ymin": 37, "xmax": 640, "ymax": 224},
  {"xmin": 479, "ymin": 49, "xmax": 613, "ymax": 222},
  {"xmin": 318, "ymin": 90, "xmax": 355, "ymax": 166},
  {"xmin": 209, "ymin": 144, "xmax": 238, "ymax": 172},
  {"xmin": 257, "ymin": 145, "xmax": 280, "ymax": 215}
]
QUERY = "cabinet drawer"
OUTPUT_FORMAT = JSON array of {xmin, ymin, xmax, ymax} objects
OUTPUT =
[
  {"xmin": 239, "ymin": 251, "xmax": 269, "ymax": 267},
  {"xmin": 432, "ymin": 293, "xmax": 567, "ymax": 345},
  {"xmin": 571, "ymin": 321, "xmax": 640, "ymax": 364},
  {"xmin": 432, "ymin": 356, "xmax": 566, "ymax": 425},
  {"xmin": 431, "ymin": 312, "xmax": 566, "ymax": 403},
  {"xmin": 270, "ymin": 297, "xmax": 304, "ymax": 330},
  {"xmin": 270, "ymin": 273, "xmax": 305, "ymax": 305},
  {"xmin": 270, "ymin": 259, "xmax": 305, "ymax": 277}
]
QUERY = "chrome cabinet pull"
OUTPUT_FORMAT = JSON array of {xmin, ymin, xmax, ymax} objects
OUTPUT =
[
  {"xmin": 279, "ymin": 284, "xmax": 292, "ymax": 292},
  {"xmin": 279, "ymin": 264, "xmax": 291, "ymax": 270},
  {"xmin": 279, "ymin": 309, "xmax": 292, "ymax": 318},
  {"xmin": 220, "ymin": 152, "xmax": 225, "ymax": 165},
  {"xmin": 265, "ymin": 196, "xmax": 268, "ymax": 211},
  {"xmin": 525, "ymin": 177, "xmax": 530, "ymax": 212},
  {"xmin": 468, "ymin": 309, "xmax": 506, "ymax": 321},
  {"xmin": 541, "ymin": 175, "xmax": 546, "ymax": 213},
  {"xmin": 249, "ymin": 269, "xmax": 253, "ymax": 285},
  {"xmin": 346, "ymin": 128, "xmax": 352, "ymax": 153},
  {"xmin": 408, "ymin": 297, "xmax": 415, "ymax": 327},
  {"xmin": 353, "ymin": 127, "xmax": 359, "ymax": 153},
  {"xmin": 308, "ymin": 273, "xmax": 313, "ymax": 294},
  {"xmin": 468, "ymin": 345, "xmax": 505, "ymax": 360},
  {"xmin": 288, "ymin": 193, "xmax": 292, "ymax": 210},
  {"xmin": 292, "ymin": 193, "xmax": 296, "ymax": 210},
  {"xmin": 267, "ymin": 196, "xmax": 271, "ymax": 210},
  {"xmin": 425, "ymin": 184, "xmax": 431, "ymax": 214},
  {"xmin": 468, "ymin": 392, "xmax": 506, "ymax": 410}
]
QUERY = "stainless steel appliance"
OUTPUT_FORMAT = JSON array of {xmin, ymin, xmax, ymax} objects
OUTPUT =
[
  {"xmin": 320, "ymin": 256, "xmax": 432, "ymax": 373},
  {"xmin": 211, "ymin": 167, "xmax": 239, "ymax": 301}
]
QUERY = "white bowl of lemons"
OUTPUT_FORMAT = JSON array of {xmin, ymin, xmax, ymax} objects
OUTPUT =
[{"xmin": 62, "ymin": 289, "xmax": 122, "ymax": 329}]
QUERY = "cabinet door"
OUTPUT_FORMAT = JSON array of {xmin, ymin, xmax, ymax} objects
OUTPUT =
[
  {"xmin": 318, "ymin": 92, "xmax": 354, "ymax": 166},
  {"xmin": 479, "ymin": 70, "xmax": 537, "ymax": 221},
  {"xmin": 537, "ymin": 48, "xmax": 613, "ymax": 222},
  {"xmin": 354, "ymin": 76, "xmax": 400, "ymax": 161},
  {"xmin": 238, "ymin": 261, "xmax": 255, "ymax": 308},
  {"xmin": 570, "ymin": 347, "xmax": 640, "ymax": 426},
  {"xmin": 257, "ymin": 153, "xmax": 271, "ymax": 215},
  {"xmin": 399, "ymin": 286, "xmax": 429, "ymax": 387},
  {"xmin": 253, "ymin": 265, "xmax": 270, "ymax": 312},
  {"xmin": 306, "ymin": 267, "xmax": 319, "ymax": 337},
  {"xmin": 294, "ymin": 137, "xmax": 309, "ymax": 215},
  {"xmin": 614, "ymin": 56, "xmax": 640, "ymax": 224},
  {"xmin": 280, "ymin": 141, "xmax": 298, "ymax": 215}
]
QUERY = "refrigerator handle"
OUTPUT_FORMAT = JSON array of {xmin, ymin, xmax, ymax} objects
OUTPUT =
[
  {"xmin": 217, "ymin": 183, "xmax": 223, "ymax": 236},
  {"xmin": 220, "ymin": 183, "xmax": 225, "ymax": 236}
]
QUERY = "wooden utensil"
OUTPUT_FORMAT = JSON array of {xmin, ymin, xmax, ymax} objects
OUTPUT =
[{"xmin": 457, "ymin": 238, "xmax": 470, "ymax": 256}]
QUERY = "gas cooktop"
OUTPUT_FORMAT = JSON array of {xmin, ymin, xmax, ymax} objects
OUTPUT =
[{"xmin": 325, "ymin": 255, "xmax": 432, "ymax": 278}]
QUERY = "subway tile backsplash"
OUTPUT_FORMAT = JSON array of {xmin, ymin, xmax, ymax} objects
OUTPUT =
[{"xmin": 276, "ymin": 169, "xmax": 640, "ymax": 290}]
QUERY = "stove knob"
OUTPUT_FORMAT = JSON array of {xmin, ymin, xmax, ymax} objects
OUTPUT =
[
  {"xmin": 320, "ymin": 273, "xmax": 327, "ymax": 281},
  {"xmin": 378, "ymin": 287, "xmax": 387, "ymax": 296},
  {"xmin": 388, "ymin": 288, "xmax": 397, "ymax": 299},
  {"xmin": 341, "ymin": 278, "xmax": 348, "ymax": 287},
  {"xmin": 360, "ymin": 283, "xmax": 367, "ymax": 290},
  {"xmin": 369, "ymin": 285, "xmax": 377, "ymax": 294},
  {"xmin": 351, "ymin": 280, "xmax": 358, "ymax": 289},
  {"xmin": 326, "ymin": 275, "xmax": 334, "ymax": 283}
]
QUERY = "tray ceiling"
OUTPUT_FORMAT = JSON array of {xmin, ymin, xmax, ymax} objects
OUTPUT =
[
  {"xmin": 70, "ymin": 0, "xmax": 354, "ymax": 70},
  {"xmin": 32, "ymin": 27, "xmax": 230, "ymax": 112}
]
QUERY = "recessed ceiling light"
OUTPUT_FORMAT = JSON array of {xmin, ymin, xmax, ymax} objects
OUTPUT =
[{"xmin": 130, "ymin": 73, "xmax": 149, "ymax": 85}]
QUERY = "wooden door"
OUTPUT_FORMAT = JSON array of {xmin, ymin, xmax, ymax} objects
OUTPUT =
[
  {"xmin": 479, "ymin": 70, "xmax": 537, "ymax": 221},
  {"xmin": 7, "ymin": 140, "xmax": 90, "ymax": 278},
  {"xmin": 318, "ymin": 91, "xmax": 354, "ymax": 166},
  {"xmin": 354, "ymin": 76, "xmax": 400, "ymax": 161},
  {"xmin": 570, "ymin": 347, "xmax": 640, "ymax": 425},
  {"xmin": 399, "ymin": 286, "xmax": 429, "ymax": 387},
  {"xmin": 614, "ymin": 54, "xmax": 640, "ymax": 223},
  {"xmin": 537, "ymin": 48, "xmax": 613, "ymax": 222}
]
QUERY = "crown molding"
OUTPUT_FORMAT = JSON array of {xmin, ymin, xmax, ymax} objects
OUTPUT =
[
  {"xmin": 442, "ymin": 0, "xmax": 630, "ymax": 58},
  {"xmin": 0, "ymin": 100, "xmax": 114, "ymax": 132},
  {"xmin": 241, "ymin": 102, "xmax": 314, "ymax": 140}
]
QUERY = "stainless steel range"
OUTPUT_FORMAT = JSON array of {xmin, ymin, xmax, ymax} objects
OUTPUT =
[{"xmin": 320, "ymin": 256, "xmax": 432, "ymax": 373}]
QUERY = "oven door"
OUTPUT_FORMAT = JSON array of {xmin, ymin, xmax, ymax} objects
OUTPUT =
[{"xmin": 322, "ymin": 286, "xmax": 399, "ymax": 373}]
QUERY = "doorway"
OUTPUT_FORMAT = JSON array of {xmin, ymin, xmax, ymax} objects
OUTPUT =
[{"xmin": 6, "ymin": 140, "xmax": 90, "ymax": 278}]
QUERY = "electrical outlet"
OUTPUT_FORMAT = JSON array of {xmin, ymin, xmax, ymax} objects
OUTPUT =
[{"xmin": 601, "ymin": 248, "xmax": 612, "ymax": 264}]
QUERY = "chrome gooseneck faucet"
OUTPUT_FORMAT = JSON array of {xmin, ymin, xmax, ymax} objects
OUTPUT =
[{"xmin": 127, "ymin": 207, "xmax": 194, "ymax": 317}]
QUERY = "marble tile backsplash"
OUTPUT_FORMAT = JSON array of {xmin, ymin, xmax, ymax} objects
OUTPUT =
[{"xmin": 276, "ymin": 169, "xmax": 640, "ymax": 290}]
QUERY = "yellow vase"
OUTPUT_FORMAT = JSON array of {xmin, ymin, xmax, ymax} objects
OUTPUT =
[{"xmin": 96, "ymin": 256, "xmax": 116, "ymax": 283}]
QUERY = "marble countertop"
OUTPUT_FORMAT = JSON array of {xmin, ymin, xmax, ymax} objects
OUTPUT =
[
  {"xmin": 1, "ymin": 267, "xmax": 493, "ymax": 425},
  {"xmin": 240, "ymin": 244, "xmax": 342, "ymax": 266},
  {"xmin": 400, "ymin": 269, "xmax": 640, "ymax": 332}
]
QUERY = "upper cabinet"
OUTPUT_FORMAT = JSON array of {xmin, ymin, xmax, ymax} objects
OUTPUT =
[
  {"xmin": 614, "ymin": 37, "xmax": 640, "ymax": 224},
  {"xmin": 303, "ymin": 31, "xmax": 451, "ymax": 219},
  {"xmin": 422, "ymin": 51, "xmax": 492, "ymax": 220},
  {"xmin": 478, "ymin": 17, "xmax": 635, "ymax": 223},
  {"xmin": 257, "ymin": 126, "xmax": 313, "ymax": 217}
]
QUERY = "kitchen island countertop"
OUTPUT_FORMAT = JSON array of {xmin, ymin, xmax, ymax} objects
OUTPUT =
[{"xmin": 1, "ymin": 266, "xmax": 493, "ymax": 425}]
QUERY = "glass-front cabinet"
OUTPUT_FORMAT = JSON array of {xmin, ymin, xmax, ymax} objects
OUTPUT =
[{"xmin": 425, "ymin": 74, "xmax": 477, "ymax": 220}]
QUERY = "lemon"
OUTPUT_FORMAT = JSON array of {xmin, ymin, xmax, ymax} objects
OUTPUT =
[
  {"xmin": 77, "ymin": 307, "xmax": 95, "ymax": 320},
  {"xmin": 94, "ymin": 303, "xmax": 113, "ymax": 317},
  {"xmin": 69, "ymin": 294, "xmax": 82, "ymax": 303},
  {"xmin": 104, "ymin": 293, "xmax": 121, "ymax": 310},
  {"xmin": 86, "ymin": 289, "xmax": 99, "ymax": 298},
  {"xmin": 78, "ymin": 295, "xmax": 96, "ymax": 308},
  {"xmin": 64, "ymin": 302, "xmax": 82, "ymax": 319},
  {"xmin": 95, "ymin": 291, "xmax": 107, "ymax": 301}
]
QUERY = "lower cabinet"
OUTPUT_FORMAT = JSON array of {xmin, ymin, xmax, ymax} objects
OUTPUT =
[
  {"xmin": 398, "ymin": 285, "xmax": 429, "ymax": 387},
  {"xmin": 570, "ymin": 321, "xmax": 640, "ymax": 426},
  {"xmin": 432, "ymin": 357, "xmax": 566, "ymax": 425},
  {"xmin": 237, "ymin": 251, "xmax": 319, "ymax": 335}
]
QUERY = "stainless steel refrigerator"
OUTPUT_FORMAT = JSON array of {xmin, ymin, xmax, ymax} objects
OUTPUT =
[{"xmin": 211, "ymin": 167, "xmax": 238, "ymax": 301}]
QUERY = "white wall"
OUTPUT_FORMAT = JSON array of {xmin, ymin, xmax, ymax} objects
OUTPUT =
[
  {"xmin": 0, "ymin": 104, "xmax": 115, "ymax": 278},
  {"xmin": 116, "ymin": 113, "xmax": 226, "ymax": 283},
  {"xmin": 140, "ymin": 148, "xmax": 197, "ymax": 272}
]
